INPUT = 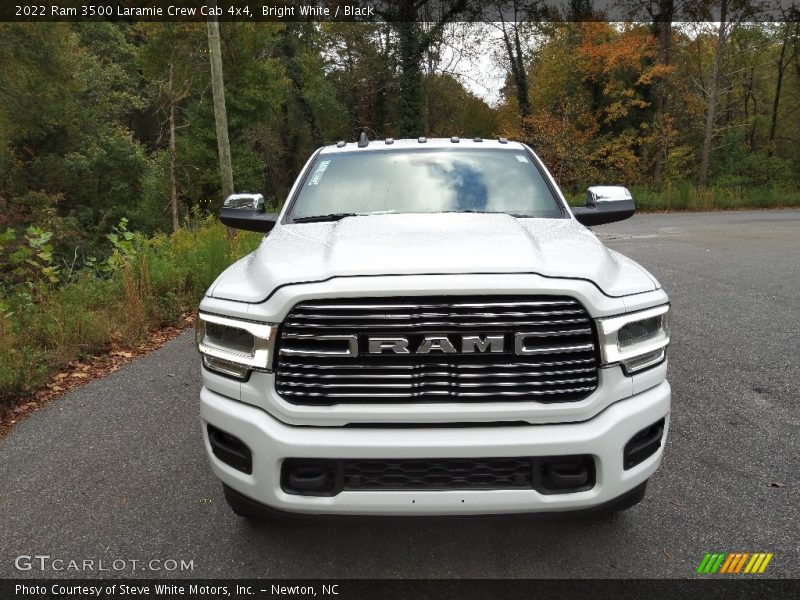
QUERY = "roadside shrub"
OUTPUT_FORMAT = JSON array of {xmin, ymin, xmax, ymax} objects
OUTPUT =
[{"xmin": 0, "ymin": 218, "xmax": 261, "ymax": 408}]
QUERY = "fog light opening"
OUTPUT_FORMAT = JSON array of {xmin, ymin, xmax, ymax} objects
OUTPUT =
[
  {"xmin": 623, "ymin": 418, "xmax": 665, "ymax": 470},
  {"xmin": 533, "ymin": 455, "xmax": 595, "ymax": 494},
  {"xmin": 207, "ymin": 425, "xmax": 252, "ymax": 474},
  {"xmin": 281, "ymin": 459, "xmax": 340, "ymax": 496}
]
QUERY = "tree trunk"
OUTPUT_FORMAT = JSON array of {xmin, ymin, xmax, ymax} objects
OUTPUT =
[
  {"xmin": 768, "ymin": 36, "xmax": 788, "ymax": 156},
  {"xmin": 345, "ymin": 44, "xmax": 359, "ymax": 139},
  {"xmin": 396, "ymin": 19, "xmax": 426, "ymax": 137},
  {"xmin": 652, "ymin": 0, "xmax": 674, "ymax": 185},
  {"xmin": 168, "ymin": 59, "xmax": 179, "ymax": 232},
  {"xmin": 699, "ymin": 2, "xmax": 728, "ymax": 187},
  {"xmin": 374, "ymin": 25, "xmax": 391, "ymax": 136},
  {"xmin": 207, "ymin": 1, "xmax": 234, "ymax": 205},
  {"xmin": 280, "ymin": 24, "xmax": 323, "ymax": 145},
  {"xmin": 499, "ymin": 11, "xmax": 530, "ymax": 121}
]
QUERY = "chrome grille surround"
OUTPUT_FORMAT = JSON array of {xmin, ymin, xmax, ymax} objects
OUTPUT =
[{"xmin": 275, "ymin": 296, "xmax": 599, "ymax": 405}]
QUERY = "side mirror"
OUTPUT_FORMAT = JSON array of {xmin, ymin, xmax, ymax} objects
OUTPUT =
[
  {"xmin": 572, "ymin": 186, "xmax": 635, "ymax": 226},
  {"xmin": 219, "ymin": 193, "xmax": 279, "ymax": 233}
]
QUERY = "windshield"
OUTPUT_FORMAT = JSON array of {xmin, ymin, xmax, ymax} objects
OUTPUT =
[{"xmin": 287, "ymin": 148, "xmax": 565, "ymax": 221}]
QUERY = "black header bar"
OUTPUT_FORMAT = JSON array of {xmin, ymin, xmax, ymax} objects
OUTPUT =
[
  {"xmin": 3, "ymin": 579, "xmax": 800, "ymax": 600},
  {"xmin": 1, "ymin": 1, "xmax": 798, "ymax": 23}
]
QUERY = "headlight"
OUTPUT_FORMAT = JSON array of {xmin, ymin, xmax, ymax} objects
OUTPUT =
[
  {"xmin": 597, "ymin": 304, "xmax": 670, "ymax": 375},
  {"xmin": 195, "ymin": 313, "xmax": 276, "ymax": 380}
]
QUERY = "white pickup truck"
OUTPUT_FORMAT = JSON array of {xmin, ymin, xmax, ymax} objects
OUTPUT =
[{"xmin": 195, "ymin": 136, "xmax": 671, "ymax": 519}]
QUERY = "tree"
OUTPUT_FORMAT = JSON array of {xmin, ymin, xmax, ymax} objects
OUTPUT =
[
  {"xmin": 325, "ymin": 22, "xmax": 395, "ymax": 138},
  {"xmin": 207, "ymin": 0, "xmax": 234, "ymax": 209},
  {"xmin": 491, "ymin": 0, "xmax": 545, "ymax": 120},
  {"xmin": 698, "ymin": 2, "xmax": 732, "ymax": 185},
  {"xmin": 379, "ymin": 0, "xmax": 467, "ymax": 137},
  {"xmin": 138, "ymin": 23, "xmax": 207, "ymax": 231},
  {"xmin": 0, "ymin": 23, "xmax": 146, "ymax": 255},
  {"xmin": 626, "ymin": 0, "xmax": 687, "ymax": 183},
  {"xmin": 768, "ymin": 20, "xmax": 800, "ymax": 154}
]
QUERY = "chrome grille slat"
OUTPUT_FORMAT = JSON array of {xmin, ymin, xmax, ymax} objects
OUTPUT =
[
  {"xmin": 275, "ymin": 295, "xmax": 599, "ymax": 405},
  {"xmin": 284, "ymin": 319, "xmax": 590, "ymax": 329},
  {"xmin": 279, "ymin": 376, "xmax": 597, "ymax": 389},
  {"xmin": 290, "ymin": 309, "xmax": 586, "ymax": 320},
  {"xmin": 295, "ymin": 300, "xmax": 579, "ymax": 310},
  {"xmin": 279, "ymin": 357, "xmax": 595, "ymax": 370},
  {"xmin": 278, "ymin": 367, "xmax": 595, "ymax": 379},
  {"xmin": 278, "ymin": 386, "xmax": 598, "ymax": 398}
]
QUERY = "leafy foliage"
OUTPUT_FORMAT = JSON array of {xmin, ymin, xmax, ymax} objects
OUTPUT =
[{"xmin": 0, "ymin": 217, "xmax": 261, "ymax": 405}]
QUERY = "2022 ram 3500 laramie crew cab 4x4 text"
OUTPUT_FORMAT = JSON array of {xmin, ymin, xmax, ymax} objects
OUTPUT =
[{"xmin": 195, "ymin": 136, "xmax": 671, "ymax": 519}]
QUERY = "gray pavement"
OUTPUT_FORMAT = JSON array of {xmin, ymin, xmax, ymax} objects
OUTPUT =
[{"xmin": 1, "ymin": 209, "xmax": 798, "ymax": 579}]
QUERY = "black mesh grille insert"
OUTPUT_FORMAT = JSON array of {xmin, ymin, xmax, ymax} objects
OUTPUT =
[
  {"xmin": 343, "ymin": 457, "xmax": 533, "ymax": 490},
  {"xmin": 275, "ymin": 295, "xmax": 599, "ymax": 405},
  {"xmin": 280, "ymin": 455, "xmax": 596, "ymax": 495}
]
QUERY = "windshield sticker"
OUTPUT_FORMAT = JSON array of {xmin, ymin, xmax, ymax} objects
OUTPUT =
[
  {"xmin": 515, "ymin": 155, "xmax": 529, "ymax": 163},
  {"xmin": 308, "ymin": 160, "xmax": 330, "ymax": 186}
]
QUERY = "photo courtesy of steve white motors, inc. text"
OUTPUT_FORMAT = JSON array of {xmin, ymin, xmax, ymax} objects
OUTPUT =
[{"xmin": 14, "ymin": 583, "xmax": 339, "ymax": 597}]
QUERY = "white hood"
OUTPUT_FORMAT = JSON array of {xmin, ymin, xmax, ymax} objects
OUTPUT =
[{"xmin": 208, "ymin": 213, "xmax": 657, "ymax": 302}]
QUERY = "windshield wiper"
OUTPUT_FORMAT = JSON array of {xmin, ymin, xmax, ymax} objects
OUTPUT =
[
  {"xmin": 292, "ymin": 212, "xmax": 360, "ymax": 223},
  {"xmin": 292, "ymin": 211, "xmax": 401, "ymax": 223}
]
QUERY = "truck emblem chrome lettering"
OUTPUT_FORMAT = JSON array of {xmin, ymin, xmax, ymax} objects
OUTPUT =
[
  {"xmin": 365, "ymin": 334, "xmax": 505, "ymax": 355},
  {"xmin": 462, "ymin": 335, "xmax": 504, "ymax": 353},
  {"xmin": 417, "ymin": 336, "xmax": 457, "ymax": 354},
  {"xmin": 367, "ymin": 337, "xmax": 410, "ymax": 354}
]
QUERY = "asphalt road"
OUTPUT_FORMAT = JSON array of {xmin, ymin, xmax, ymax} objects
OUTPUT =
[{"xmin": 1, "ymin": 210, "xmax": 798, "ymax": 579}]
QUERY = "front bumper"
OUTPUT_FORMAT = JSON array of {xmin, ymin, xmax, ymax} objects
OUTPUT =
[{"xmin": 200, "ymin": 380, "xmax": 671, "ymax": 516}]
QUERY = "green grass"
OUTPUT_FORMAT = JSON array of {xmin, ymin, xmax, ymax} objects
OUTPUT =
[
  {"xmin": 0, "ymin": 219, "xmax": 261, "ymax": 408},
  {"xmin": 566, "ymin": 183, "xmax": 800, "ymax": 211}
]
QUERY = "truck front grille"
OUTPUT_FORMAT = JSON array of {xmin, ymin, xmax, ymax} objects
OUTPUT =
[{"xmin": 274, "ymin": 296, "xmax": 599, "ymax": 405}]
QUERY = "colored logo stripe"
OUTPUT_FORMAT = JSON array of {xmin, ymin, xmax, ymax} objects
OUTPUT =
[{"xmin": 698, "ymin": 552, "xmax": 773, "ymax": 574}]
